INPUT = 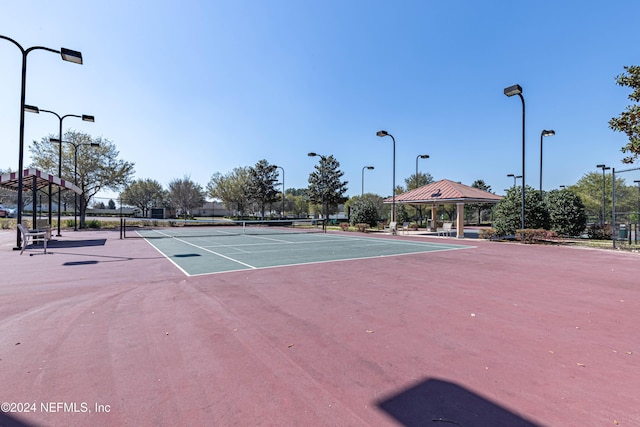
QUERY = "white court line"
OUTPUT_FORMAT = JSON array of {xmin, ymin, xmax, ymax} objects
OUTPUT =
[{"xmin": 187, "ymin": 244, "xmax": 474, "ymax": 277}]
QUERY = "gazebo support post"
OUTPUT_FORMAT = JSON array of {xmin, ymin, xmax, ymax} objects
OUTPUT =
[
  {"xmin": 456, "ymin": 202, "xmax": 465, "ymax": 238},
  {"xmin": 431, "ymin": 205, "xmax": 437, "ymax": 231}
]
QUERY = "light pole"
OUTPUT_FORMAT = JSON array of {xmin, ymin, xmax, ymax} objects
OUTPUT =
[
  {"xmin": 308, "ymin": 152, "xmax": 328, "ymax": 223},
  {"xmin": 415, "ymin": 154, "xmax": 429, "ymax": 188},
  {"xmin": 507, "ymin": 174, "xmax": 522, "ymax": 188},
  {"xmin": 635, "ymin": 180, "xmax": 640, "ymax": 242},
  {"xmin": 376, "ymin": 130, "xmax": 396, "ymax": 227},
  {"xmin": 504, "ymin": 84, "xmax": 525, "ymax": 229},
  {"xmin": 27, "ymin": 105, "xmax": 94, "ymax": 236},
  {"xmin": 50, "ymin": 138, "xmax": 99, "ymax": 230},
  {"xmin": 1, "ymin": 34, "xmax": 83, "ymax": 249},
  {"xmin": 276, "ymin": 165, "xmax": 285, "ymax": 218},
  {"xmin": 596, "ymin": 164, "xmax": 610, "ymax": 226},
  {"xmin": 539, "ymin": 129, "xmax": 555, "ymax": 194},
  {"xmin": 361, "ymin": 166, "xmax": 374, "ymax": 197}
]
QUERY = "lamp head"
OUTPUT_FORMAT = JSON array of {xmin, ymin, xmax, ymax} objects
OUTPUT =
[
  {"xmin": 49, "ymin": 137, "xmax": 61, "ymax": 143},
  {"xmin": 419, "ymin": 154, "xmax": 429, "ymax": 159},
  {"xmin": 366, "ymin": 166, "xmax": 374, "ymax": 170},
  {"xmin": 24, "ymin": 105, "xmax": 40, "ymax": 114},
  {"xmin": 307, "ymin": 152, "xmax": 318, "ymax": 157},
  {"xmin": 60, "ymin": 48, "xmax": 83, "ymax": 64},
  {"xmin": 376, "ymin": 130, "xmax": 389, "ymax": 137},
  {"xmin": 507, "ymin": 174, "xmax": 515, "ymax": 178},
  {"xmin": 503, "ymin": 84, "xmax": 523, "ymax": 97},
  {"xmin": 90, "ymin": 143, "xmax": 100, "ymax": 147},
  {"xmin": 542, "ymin": 129, "xmax": 555, "ymax": 137},
  {"xmin": 82, "ymin": 115, "xmax": 95, "ymax": 122}
]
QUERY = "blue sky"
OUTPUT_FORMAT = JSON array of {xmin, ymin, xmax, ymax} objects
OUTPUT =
[{"xmin": 1, "ymin": 1, "xmax": 639, "ymax": 202}]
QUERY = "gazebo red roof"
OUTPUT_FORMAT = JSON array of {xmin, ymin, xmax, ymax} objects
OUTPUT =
[
  {"xmin": 0, "ymin": 168, "xmax": 82, "ymax": 194},
  {"xmin": 385, "ymin": 179, "xmax": 502, "ymax": 204}
]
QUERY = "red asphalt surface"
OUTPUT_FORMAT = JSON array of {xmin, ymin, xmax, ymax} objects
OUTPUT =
[{"xmin": 1, "ymin": 229, "xmax": 639, "ymax": 427}]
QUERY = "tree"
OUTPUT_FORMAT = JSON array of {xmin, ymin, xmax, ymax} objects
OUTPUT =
[
  {"xmin": 468, "ymin": 179, "xmax": 494, "ymax": 225},
  {"xmin": 167, "ymin": 176, "xmax": 205, "ymax": 219},
  {"xmin": 493, "ymin": 185, "xmax": 549, "ymax": 236},
  {"xmin": 405, "ymin": 172, "xmax": 434, "ymax": 224},
  {"xmin": 108, "ymin": 199, "xmax": 116, "ymax": 209},
  {"xmin": 609, "ymin": 66, "xmax": 640, "ymax": 163},
  {"xmin": 121, "ymin": 178, "xmax": 166, "ymax": 217},
  {"xmin": 349, "ymin": 198, "xmax": 378, "ymax": 227},
  {"xmin": 306, "ymin": 155, "xmax": 348, "ymax": 219},
  {"xmin": 29, "ymin": 131, "xmax": 135, "ymax": 228},
  {"xmin": 569, "ymin": 172, "xmax": 634, "ymax": 223},
  {"xmin": 545, "ymin": 189, "xmax": 587, "ymax": 236},
  {"xmin": 207, "ymin": 167, "xmax": 251, "ymax": 217},
  {"xmin": 246, "ymin": 159, "xmax": 279, "ymax": 219}
]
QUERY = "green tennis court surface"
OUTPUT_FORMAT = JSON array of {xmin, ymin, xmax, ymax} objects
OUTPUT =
[{"xmin": 139, "ymin": 231, "xmax": 474, "ymax": 276}]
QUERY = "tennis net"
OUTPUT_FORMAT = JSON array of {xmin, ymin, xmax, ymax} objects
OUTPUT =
[{"xmin": 122, "ymin": 218, "xmax": 325, "ymax": 238}]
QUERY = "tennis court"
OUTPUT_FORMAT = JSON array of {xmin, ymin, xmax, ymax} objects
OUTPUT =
[{"xmin": 134, "ymin": 223, "xmax": 474, "ymax": 275}]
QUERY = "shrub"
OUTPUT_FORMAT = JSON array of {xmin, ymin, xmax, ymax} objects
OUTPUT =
[
  {"xmin": 515, "ymin": 229, "xmax": 558, "ymax": 244},
  {"xmin": 587, "ymin": 223, "xmax": 612, "ymax": 240},
  {"xmin": 340, "ymin": 222, "xmax": 350, "ymax": 231},
  {"xmin": 355, "ymin": 223, "xmax": 369, "ymax": 232},
  {"xmin": 349, "ymin": 199, "xmax": 378, "ymax": 227},
  {"xmin": 545, "ymin": 189, "xmax": 587, "ymax": 236},
  {"xmin": 493, "ymin": 185, "xmax": 549, "ymax": 236},
  {"xmin": 478, "ymin": 228, "xmax": 497, "ymax": 240}
]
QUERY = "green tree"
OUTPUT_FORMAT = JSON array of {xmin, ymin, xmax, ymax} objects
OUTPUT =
[
  {"xmin": 207, "ymin": 167, "xmax": 251, "ymax": 217},
  {"xmin": 306, "ymin": 155, "xmax": 348, "ymax": 219},
  {"xmin": 247, "ymin": 159, "xmax": 279, "ymax": 219},
  {"xmin": 121, "ymin": 178, "xmax": 166, "ymax": 217},
  {"xmin": 609, "ymin": 65, "xmax": 640, "ymax": 163},
  {"xmin": 493, "ymin": 185, "xmax": 549, "ymax": 236},
  {"xmin": 468, "ymin": 179, "xmax": 494, "ymax": 225},
  {"xmin": 405, "ymin": 172, "xmax": 434, "ymax": 223},
  {"xmin": 30, "ymin": 131, "xmax": 135, "ymax": 228},
  {"xmin": 349, "ymin": 198, "xmax": 378, "ymax": 227},
  {"xmin": 569, "ymin": 172, "xmax": 634, "ymax": 223},
  {"xmin": 167, "ymin": 176, "xmax": 205, "ymax": 219},
  {"xmin": 545, "ymin": 189, "xmax": 587, "ymax": 236}
]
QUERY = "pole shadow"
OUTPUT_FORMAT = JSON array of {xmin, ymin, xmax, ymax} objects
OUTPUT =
[{"xmin": 376, "ymin": 378, "xmax": 541, "ymax": 427}]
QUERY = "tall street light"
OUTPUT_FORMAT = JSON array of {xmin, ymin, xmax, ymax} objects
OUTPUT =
[
  {"xmin": 596, "ymin": 164, "xmax": 610, "ymax": 226},
  {"xmin": 1, "ymin": 34, "xmax": 83, "ymax": 249},
  {"xmin": 50, "ymin": 138, "xmax": 99, "ymax": 230},
  {"xmin": 504, "ymin": 84, "xmax": 525, "ymax": 229},
  {"xmin": 507, "ymin": 173, "xmax": 522, "ymax": 188},
  {"xmin": 275, "ymin": 165, "xmax": 285, "ymax": 218},
  {"xmin": 634, "ymin": 180, "xmax": 640, "ymax": 238},
  {"xmin": 27, "ymin": 105, "xmax": 94, "ymax": 236},
  {"xmin": 308, "ymin": 152, "xmax": 328, "ymax": 223},
  {"xmin": 539, "ymin": 129, "xmax": 555, "ymax": 194},
  {"xmin": 415, "ymin": 154, "xmax": 429, "ymax": 188},
  {"xmin": 376, "ymin": 130, "xmax": 396, "ymax": 227},
  {"xmin": 361, "ymin": 166, "xmax": 374, "ymax": 197}
]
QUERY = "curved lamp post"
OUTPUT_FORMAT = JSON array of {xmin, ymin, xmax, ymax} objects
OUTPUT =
[
  {"xmin": 50, "ymin": 138, "xmax": 99, "ymax": 230},
  {"xmin": 507, "ymin": 173, "xmax": 522, "ymax": 188},
  {"xmin": 361, "ymin": 166, "xmax": 374, "ymax": 197},
  {"xmin": 596, "ymin": 164, "xmax": 610, "ymax": 226},
  {"xmin": 28, "ymin": 105, "xmax": 94, "ymax": 236},
  {"xmin": 376, "ymin": 130, "xmax": 396, "ymax": 225},
  {"xmin": 504, "ymin": 84, "xmax": 526, "ymax": 229},
  {"xmin": 539, "ymin": 129, "xmax": 555, "ymax": 194},
  {"xmin": 1, "ymin": 34, "xmax": 83, "ymax": 249}
]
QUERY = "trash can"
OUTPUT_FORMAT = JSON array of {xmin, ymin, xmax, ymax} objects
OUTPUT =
[{"xmin": 619, "ymin": 224, "xmax": 628, "ymax": 239}]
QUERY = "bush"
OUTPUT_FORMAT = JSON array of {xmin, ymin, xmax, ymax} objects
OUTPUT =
[
  {"xmin": 493, "ymin": 185, "xmax": 549, "ymax": 236},
  {"xmin": 478, "ymin": 228, "xmax": 497, "ymax": 240},
  {"xmin": 355, "ymin": 223, "xmax": 368, "ymax": 232},
  {"xmin": 515, "ymin": 229, "xmax": 558, "ymax": 244},
  {"xmin": 349, "ymin": 199, "xmax": 378, "ymax": 227},
  {"xmin": 587, "ymin": 223, "xmax": 612, "ymax": 240},
  {"xmin": 340, "ymin": 222, "xmax": 350, "ymax": 231},
  {"xmin": 545, "ymin": 189, "xmax": 587, "ymax": 236}
]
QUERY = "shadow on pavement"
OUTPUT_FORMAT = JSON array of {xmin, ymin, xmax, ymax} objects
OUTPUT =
[{"xmin": 377, "ymin": 378, "xmax": 541, "ymax": 427}]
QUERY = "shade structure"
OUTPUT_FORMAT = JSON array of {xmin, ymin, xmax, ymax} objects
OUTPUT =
[{"xmin": 0, "ymin": 168, "xmax": 81, "ymax": 194}]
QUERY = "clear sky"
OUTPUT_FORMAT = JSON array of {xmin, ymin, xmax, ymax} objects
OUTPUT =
[{"xmin": 1, "ymin": 1, "xmax": 639, "ymax": 202}]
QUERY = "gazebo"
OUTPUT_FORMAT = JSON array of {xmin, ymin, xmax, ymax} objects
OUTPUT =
[
  {"xmin": 0, "ymin": 168, "xmax": 82, "ymax": 227},
  {"xmin": 385, "ymin": 179, "xmax": 502, "ymax": 238}
]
